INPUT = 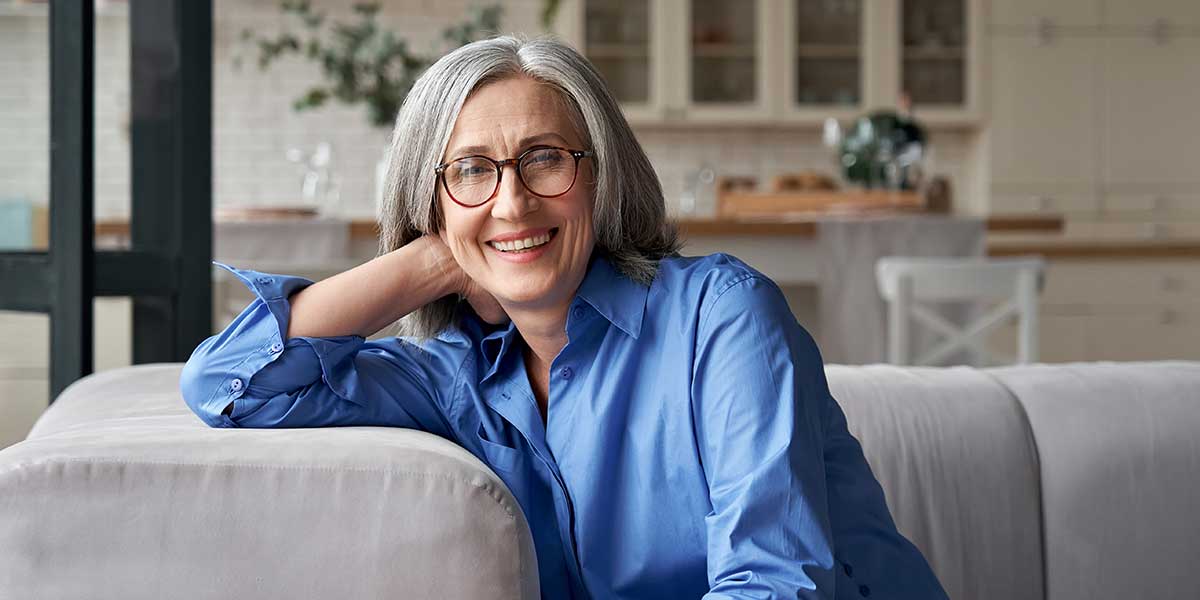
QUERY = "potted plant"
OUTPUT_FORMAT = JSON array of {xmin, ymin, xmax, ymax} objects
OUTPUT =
[{"xmin": 235, "ymin": 1, "xmax": 503, "ymax": 214}]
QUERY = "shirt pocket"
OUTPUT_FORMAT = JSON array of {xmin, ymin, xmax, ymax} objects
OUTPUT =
[{"xmin": 476, "ymin": 421, "xmax": 523, "ymax": 473}]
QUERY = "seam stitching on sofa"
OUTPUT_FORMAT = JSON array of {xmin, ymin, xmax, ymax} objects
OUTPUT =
[
  {"xmin": 1, "ymin": 456, "xmax": 520, "ymax": 521},
  {"xmin": 979, "ymin": 368, "xmax": 1049, "ymax": 600}
]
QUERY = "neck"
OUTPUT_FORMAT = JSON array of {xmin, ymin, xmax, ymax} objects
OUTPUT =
[{"xmin": 505, "ymin": 301, "xmax": 570, "ymax": 370}]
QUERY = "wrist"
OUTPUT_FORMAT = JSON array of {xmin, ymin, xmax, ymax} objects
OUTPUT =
[{"xmin": 415, "ymin": 234, "xmax": 465, "ymax": 299}]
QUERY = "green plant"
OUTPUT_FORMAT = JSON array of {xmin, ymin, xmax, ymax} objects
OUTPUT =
[{"xmin": 236, "ymin": 1, "xmax": 503, "ymax": 128}]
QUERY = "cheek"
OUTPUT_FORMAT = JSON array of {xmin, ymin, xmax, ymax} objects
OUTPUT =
[{"xmin": 440, "ymin": 201, "xmax": 484, "ymax": 260}]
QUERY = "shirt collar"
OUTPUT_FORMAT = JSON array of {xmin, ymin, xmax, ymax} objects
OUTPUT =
[
  {"xmin": 471, "ymin": 251, "xmax": 650, "ymax": 384},
  {"xmin": 575, "ymin": 251, "xmax": 650, "ymax": 340}
]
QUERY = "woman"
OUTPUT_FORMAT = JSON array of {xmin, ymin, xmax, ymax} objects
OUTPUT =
[{"xmin": 182, "ymin": 35, "xmax": 946, "ymax": 600}]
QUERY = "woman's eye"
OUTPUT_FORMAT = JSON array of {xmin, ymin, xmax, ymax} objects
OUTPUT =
[
  {"xmin": 454, "ymin": 163, "xmax": 491, "ymax": 179},
  {"xmin": 527, "ymin": 150, "xmax": 563, "ymax": 166}
]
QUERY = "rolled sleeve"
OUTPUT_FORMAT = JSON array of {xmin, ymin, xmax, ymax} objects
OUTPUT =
[
  {"xmin": 180, "ymin": 262, "xmax": 453, "ymax": 435},
  {"xmin": 692, "ymin": 274, "xmax": 835, "ymax": 599}
]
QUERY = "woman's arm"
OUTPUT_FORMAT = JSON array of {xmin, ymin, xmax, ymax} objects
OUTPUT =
[
  {"xmin": 691, "ymin": 273, "xmax": 835, "ymax": 599},
  {"xmin": 691, "ymin": 270, "xmax": 947, "ymax": 599},
  {"xmin": 287, "ymin": 235, "xmax": 459, "ymax": 339},
  {"xmin": 180, "ymin": 236, "xmax": 493, "ymax": 433}
]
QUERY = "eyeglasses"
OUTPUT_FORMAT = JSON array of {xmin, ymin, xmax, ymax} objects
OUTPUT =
[{"xmin": 434, "ymin": 145, "xmax": 594, "ymax": 208}]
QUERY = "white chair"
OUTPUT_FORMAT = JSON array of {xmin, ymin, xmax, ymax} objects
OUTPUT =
[{"xmin": 876, "ymin": 256, "xmax": 1046, "ymax": 367}]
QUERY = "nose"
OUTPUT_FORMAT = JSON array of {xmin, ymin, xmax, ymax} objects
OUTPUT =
[{"xmin": 490, "ymin": 162, "xmax": 540, "ymax": 221}]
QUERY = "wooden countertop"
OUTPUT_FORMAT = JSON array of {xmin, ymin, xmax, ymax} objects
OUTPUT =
[
  {"xmin": 97, "ymin": 213, "xmax": 1065, "ymax": 240},
  {"xmin": 987, "ymin": 237, "xmax": 1200, "ymax": 259}
]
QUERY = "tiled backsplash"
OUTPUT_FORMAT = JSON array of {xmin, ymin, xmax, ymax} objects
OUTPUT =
[{"xmin": 0, "ymin": 0, "xmax": 977, "ymax": 222}]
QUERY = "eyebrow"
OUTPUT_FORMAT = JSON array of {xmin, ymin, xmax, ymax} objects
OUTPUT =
[{"xmin": 446, "ymin": 132, "xmax": 572, "ymax": 160}]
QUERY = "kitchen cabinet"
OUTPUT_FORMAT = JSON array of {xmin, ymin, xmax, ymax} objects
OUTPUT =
[
  {"xmin": 988, "ymin": 190, "xmax": 1099, "ymax": 219},
  {"xmin": 1103, "ymin": 0, "xmax": 1200, "ymax": 29},
  {"xmin": 576, "ymin": 0, "xmax": 658, "ymax": 123},
  {"xmin": 985, "ymin": 4, "xmax": 1200, "ymax": 231},
  {"xmin": 988, "ymin": 259, "xmax": 1200, "ymax": 362},
  {"xmin": 987, "ymin": 0, "xmax": 1102, "ymax": 29},
  {"xmin": 678, "ymin": 0, "xmax": 774, "ymax": 123},
  {"xmin": 552, "ymin": 0, "xmax": 982, "ymax": 126},
  {"xmin": 780, "ymin": 0, "xmax": 867, "ymax": 122},
  {"xmin": 1101, "ymin": 193, "xmax": 1200, "ymax": 220},
  {"xmin": 987, "ymin": 35, "xmax": 1100, "ymax": 188},
  {"xmin": 983, "ymin": 0, "xmax": 1200, "ymax": 32},
  {"xmin": 899, "ymin": 0, "xmax": 980, "ymax": 121},
  {"xmin": 1102, "ymin": 36, "xmax": 1200, "ymax": 187}
]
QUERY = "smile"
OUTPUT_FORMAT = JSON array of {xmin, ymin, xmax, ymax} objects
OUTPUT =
[{"xmin": 488, "ymin": 228, "xmax": 558, "ymax": 253}]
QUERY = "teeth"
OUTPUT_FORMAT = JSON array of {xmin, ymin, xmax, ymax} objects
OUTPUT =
[{"xmin": 491, "ymin": 232, "xmax": 552, "ymax": 253}]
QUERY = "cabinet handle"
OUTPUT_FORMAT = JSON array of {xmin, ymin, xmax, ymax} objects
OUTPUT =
[
  {"xmin": 1034, "ymin": 18, "xmax": 1056, "ymax": 46},
  {"xmin": 1034, "ymin": 196, "xmax": 1052, "ymax": 211},
  {"xmin": 1151, "ymin": 18, "xmax": 1170, "ymax": 45},
  {"xmin": 1141, "ymin": 223, "xmax": 1166, "ymax": 238},
  {"xmin": 1160, "ymin": 309, "xmax": 1177, "ymax": 326}
]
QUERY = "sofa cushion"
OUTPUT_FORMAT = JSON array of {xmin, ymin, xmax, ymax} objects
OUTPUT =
[
  {"xmin": 827, "ymin": 364, "xmax": 1044, "ymax": 600},
  {"xmin": 989, "ymin": 361, "xmax": 1200, "ymax": 600},
  {"xmin": 0, "ymin": 363, "xmax": 539, "ymax": 600}
]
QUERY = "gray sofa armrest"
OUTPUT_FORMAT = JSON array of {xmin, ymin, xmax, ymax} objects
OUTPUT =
[{"xmin": 0, "ymin": 364, "xmax": 539, "ymax": 600}]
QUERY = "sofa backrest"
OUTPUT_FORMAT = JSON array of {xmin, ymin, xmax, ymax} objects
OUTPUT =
[
  {"xmin": 989, "ymin": 361, "xmax": 1200, "ymax": 600},
  {"xmin": 827, "ymin": 364, "xmax": 1045, "ymax": 600}
]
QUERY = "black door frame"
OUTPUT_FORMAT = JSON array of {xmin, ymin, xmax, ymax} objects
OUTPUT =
[{"xmin": 0, "ymin": 0, "xmax": 212, "ymax": 402}]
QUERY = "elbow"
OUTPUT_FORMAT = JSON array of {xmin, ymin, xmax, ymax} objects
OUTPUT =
[{"xmin": 178, "ymin": 338, "xmax": 234, "ymax": 428}]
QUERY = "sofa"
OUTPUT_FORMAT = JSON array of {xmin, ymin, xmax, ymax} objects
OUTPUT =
[{"xmin": 2, "ymin": 360, "xmax": 1198, "ymax": 599}]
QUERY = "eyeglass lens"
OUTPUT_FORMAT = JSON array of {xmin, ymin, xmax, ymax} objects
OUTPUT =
[{"xmin": 443, "ymin": 148, "xmax": 577, "ymax": 206}]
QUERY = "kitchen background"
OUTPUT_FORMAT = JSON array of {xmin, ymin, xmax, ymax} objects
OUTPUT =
[{"xmin": 3, "ymin": 0, "xmax": 1200, "ymax": 447}]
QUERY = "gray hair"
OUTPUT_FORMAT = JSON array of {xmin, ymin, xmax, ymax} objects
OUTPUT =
[{"xmin": 378, "ymin": 34, "xmax": 679, "ymax": 339}]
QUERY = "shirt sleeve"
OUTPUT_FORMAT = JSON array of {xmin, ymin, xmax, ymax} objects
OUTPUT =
[
  {"xmin": 691, "ymin": 273, "xmax": 836, "ymax": 599},
  {"xmin": 179, "ymin": 262, "xmax": 459, "ymax": 438}
]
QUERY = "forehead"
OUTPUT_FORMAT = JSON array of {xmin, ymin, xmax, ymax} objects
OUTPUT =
[{"xmin": 445, "ymin": 76, "xmax": 581, "ymax": 155}]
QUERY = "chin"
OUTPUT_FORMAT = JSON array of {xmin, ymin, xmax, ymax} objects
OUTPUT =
[{"xmin": 491, "ymin": 275, "xmax": 561, "ymax": 308}]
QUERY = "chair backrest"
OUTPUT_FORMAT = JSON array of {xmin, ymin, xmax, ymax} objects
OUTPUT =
[{"xmin": 875, "ymin": 256, "xmax": 1046, "ymax": 366}]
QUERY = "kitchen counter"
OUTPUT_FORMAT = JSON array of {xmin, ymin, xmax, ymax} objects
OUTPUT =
[
  {"xmin": 346, "ymin": 214, "xmax": 1063, "ymax": 240},
  {"xmin": 95, "ymin": 214, "xmax": 1200, "ymax": 258},
  {"xmin": 986, "ymin": 235, "xmax": 1200, "ymax": 259}
]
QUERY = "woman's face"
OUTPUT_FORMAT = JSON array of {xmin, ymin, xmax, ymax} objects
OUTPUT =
[{"xmin": 438, "ymin": 75, "xmax": 596, "ymax": 312}]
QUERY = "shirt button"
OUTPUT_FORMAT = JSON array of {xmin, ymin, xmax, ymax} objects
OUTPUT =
[
  {"xmin": 843, "ymin": 563, "xmax": 853, "ymax": 577},
  {"xmin": 269, "ymin": 341, "xmax": 283, "ymax": 354},
  {"xmin": 256, "ymin": 277, "xmax": 273, "ymax": 285},
  {"xmin": 229, "ymin": 378, "xmax": 243, "ymax": 392},
  {"xmin": 858, "ymin": 584, "xmax": 871, "ymax": 597},
  {"xmin": 559, "ymin": 366, "xmax": 573, "ymax": 380},
  {"xmin": 571, "ymin": 306, "xmax": 585, "ymax": 320}
]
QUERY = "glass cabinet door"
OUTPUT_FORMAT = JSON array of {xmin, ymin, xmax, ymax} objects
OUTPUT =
[
  {"xmin": 794, "ymin": 0, "xmax": 862, "ymax": 108},
  {"xmin": 583, "ymin": 0, "xmax": 651, "ymax": 105},
  {"xmin": 690, "ymin": 0, "xmax": 759, "ymax": 105},
  {"xmin": 901, "ymin": 0, "xmax": 966, "ymax": 106}
]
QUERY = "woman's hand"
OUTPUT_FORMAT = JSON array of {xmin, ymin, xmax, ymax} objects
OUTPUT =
[{"xmin": 429, "ymin": 232, "xmax": 509, "ymax": 325}]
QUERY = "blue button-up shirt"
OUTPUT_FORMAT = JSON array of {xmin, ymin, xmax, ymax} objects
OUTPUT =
[{"xmin": 181, "ymin": 252, "xmax": 947, "ymax": 600}]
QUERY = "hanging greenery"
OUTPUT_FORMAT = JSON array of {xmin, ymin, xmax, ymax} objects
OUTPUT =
[{"xmin": 235, "ymin": 1, "xmax": 503, "ymax": 128}]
